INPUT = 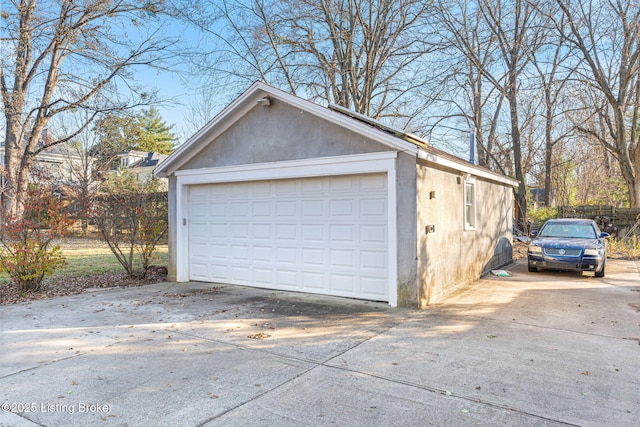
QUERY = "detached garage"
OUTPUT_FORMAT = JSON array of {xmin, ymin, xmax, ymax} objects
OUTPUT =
[{"xmin": 155, "ymin": 82, "xmax": 518, "ymax": 308}]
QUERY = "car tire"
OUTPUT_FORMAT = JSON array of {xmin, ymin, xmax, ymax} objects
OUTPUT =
[
  {"xmin": 528, "ymin": 263, "xmax": 538, "ymax": 273},
  {"xmin": 595, "ymin": 260, "xmax": 605, "ymax": 278}
]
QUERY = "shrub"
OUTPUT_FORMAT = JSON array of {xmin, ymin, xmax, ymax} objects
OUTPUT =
[
  {"xmin": 528, "ymin": 207, "xmax": 558, "ymax": 229},
  {"xmin": 607, "ymin": 236, "xmax": 640, "ymax": 259},
  {"xmin": 0, "ymin": 186, "xmax": 72, "ymax": 292},
  {"xmin": 92, "ymin": 171, "xmax": 168, "ymax": 279}
]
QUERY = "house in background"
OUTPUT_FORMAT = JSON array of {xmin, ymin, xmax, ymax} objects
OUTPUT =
[
  {"xmin": 156, "ymin": 82, "xmax": 518, "ymax": 308},
  {"xmin": 0, "ymin": 130, "xmax": 93, "ymax": 190},
  {"xmin": 530, "ymin": 187, "xmax": 557, "ymax": 210},
  {"xmin": 116, "ymin": 150, "xmax": 168, "ymax": 183}
]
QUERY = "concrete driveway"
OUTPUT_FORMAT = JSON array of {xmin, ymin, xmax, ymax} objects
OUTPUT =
[{"xmin": 1, "ymin": 259, "xmax": 639, "ymax": 427}]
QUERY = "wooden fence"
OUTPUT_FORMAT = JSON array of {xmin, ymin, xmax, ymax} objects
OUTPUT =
[
  {"xmin": 557, "ymin": 205, "xmax": 640, "ymax": 232},
  {"xmin": 67, "ymin": 192, "xmax": 168, "ymax": 238}
]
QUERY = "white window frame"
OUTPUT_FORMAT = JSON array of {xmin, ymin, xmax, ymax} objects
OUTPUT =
[{"xmin": 464, "ymin": 175, "xmax": 476, "ymax": 230}]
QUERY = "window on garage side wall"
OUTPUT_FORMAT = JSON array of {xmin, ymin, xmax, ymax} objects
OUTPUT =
[{"xmin": 464, "ymin": 176, "xmax": 476, "ymax": 230}]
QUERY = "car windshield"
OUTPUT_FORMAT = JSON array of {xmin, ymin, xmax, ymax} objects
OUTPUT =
[{"xmin": 539, "ymin": 223, "xmax": 597, "ymax": 239}]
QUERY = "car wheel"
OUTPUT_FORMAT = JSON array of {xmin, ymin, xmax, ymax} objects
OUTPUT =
[
  {"xmin": 595, "ymin": 260, "xmax": 605, "ymax": 278},
  {"xmin": 528, "ymin": 263, "xmax": 538, "ymax": 273}
]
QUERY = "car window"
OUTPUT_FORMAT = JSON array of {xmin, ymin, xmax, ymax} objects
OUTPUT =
[
  {"xmin": 573, "ymin": 225, "xmax": 597, "ymax": 238},
  {"xmin": 539, "ymin": 223, "xmax": 596, "ymax": 238}
]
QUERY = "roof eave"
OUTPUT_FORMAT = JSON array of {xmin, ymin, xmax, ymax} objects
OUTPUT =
[{"xmin": 418, "ymin": 148, "xmax": 519, "ymax": 187}]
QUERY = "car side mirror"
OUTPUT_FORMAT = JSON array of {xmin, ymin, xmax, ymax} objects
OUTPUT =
[
  {"xmin": 530, "ymin": 230, "xmax": 539, "ymax": 238},
  {"xmin": 600, "ymin": 232, "xmax": 610, "ymax": 238}
]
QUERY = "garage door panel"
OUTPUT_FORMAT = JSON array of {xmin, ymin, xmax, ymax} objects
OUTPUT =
[
  {"xmin": 189, "ymin": 224, "xmax": 208, "ymax": 241},
  {"xmin": 208, "ymin": 264, "xmax": 228, "ymax": 281},
  {"xmin": 253, "ymin": 245, "xmax": 273, "ymax": 262},
  {"xmin": 276, "ymin": 180, "xmax": 297, "ymax": 195},
  {"xmin": 230, "ymin": 183, "xmax": 249, "ymax": 197},
  {"xmin": 329, "ymin": 199, "xmax": 353, "ymax": 216},
  {"xmin": 360, "ymin": 225, "xmax": 386, "ymax": 243},
  {"xmin": 277, "ymin": 270, "xmax": 298, "ymax": 288},
  {"xmin": 330, "ymin": 274, "xmax": 356, "ymax": 293},
  {"xmin": 302, "ymin": 200, "xmax": 324, "ymax": 216},
  {"xmin": 302, "ymin": 248, "xmax": 324, "ymax": 266},
  {"xmin": 361, "ymin": 250, "xmax": 386, "ymax": 269},
  {"xmin": 188, "ymin": 174, "xmax": 389, "ymax": 301},
  {"xmin": 302, "ymin": 224, "xmax": 324, "ymax": 241},
  {"xmin": 302, "ymin": 179, "xmax": 323, "ymax": 194},
  {"xmin": 254, "ymin": 268, "xmax": 274, "ymax": 285},
  {"xmin": 231, "ymin": 245, "xmax": 249, "ymax": 261},
  {"xmin": 210, "ymin": 224, "xmax": 227, "ymax": 238},
  {"xmin": 330, "ymin": 249, "xmax": 355, "ymax": 268},
  {"xmin": 252, "ymin": 202, "xmax": 271, "ymax": 216},
  {"xmin": 276, "ymin": 200, "xmax": 297, "ymax": 216},
  {"xmin": 329, "ymin": 225, "xmax": 353, "ymax": 241},
  {"xmin": 253, "ymin": 224, "xmax": 272, "ymax": 240},
  {"xmin": 361, "ymin": 276, "xmax": 387, "ymax": 298},
  {"xmin": 359, "ymin": 174, "xmax": 386, "ymax": 192},
  {"xmin": 252, "ymin": 181, "xmax": 271, "ymax": 195},
  {"xmin": 276, "ymin": 247, "xmax": 297, "ymax": 264},
  {"xmin": 360, "ymin": 198, "xmax": 386, "ymax": 216},
  {"xmin": 230, "ymin": 224, "xmax": 249, "ymax": 239},
  {"xmin": 190, "ymin": 263, "xmax": 209, "ymax": 280},
  {"xmin": 302, "ymin": 272, "xmax": 325, "ymax": 290},
  {"xmin": 329, "ymin": 176, "xmax": 355, "ymax": 193},
  {"xmin": 209, "ymin": 202, "xmax": 227, "ymax": 217}
]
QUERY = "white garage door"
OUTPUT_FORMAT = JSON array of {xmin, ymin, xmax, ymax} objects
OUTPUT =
[{"xmin": 187, "ymin": 173, "xmax": 389, "ymax": 301}]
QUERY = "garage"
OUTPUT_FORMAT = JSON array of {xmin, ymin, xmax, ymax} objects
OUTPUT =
[
  {"xmin": 187, "ymin": 173, "xmax": 389, "ymax": 300},
  {"xmin": 156, "ymin": 82, "xmax": 518, "ymax": 308}
]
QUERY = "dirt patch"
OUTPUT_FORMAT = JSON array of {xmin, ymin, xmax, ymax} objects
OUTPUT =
[
  {"xmin": 513, "ymin": 241, "xmax": 528, "ymax": 260},
  {"xmin": 0, "ymin": 266, "xmax": 168, "ymax": 306}
]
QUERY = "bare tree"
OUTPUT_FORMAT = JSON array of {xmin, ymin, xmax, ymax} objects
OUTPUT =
[
  {"xmin": 184, "ymin": 86, "xmax": 226, "ymax": 135},
  {"xmin": 177, "ymin": 0, "xmax": 437, "ymax": 122},
  {"xmin": 1, "ymin": 0, "xmax": 174, "ymax": 219},
  {"xmin": 434, "ymin": 0, "xmax": 506, "ymax": 170},
  {"xmin": 530, "ymin": 12, "xmax": 577, "ymax": 206},
  {"xmin": 435, "ymin": 0, "xmax": 550, "ymax": 225},
  {"xmin": 554, "ymin": 0, "xmax": 640, "ymax": 207}
]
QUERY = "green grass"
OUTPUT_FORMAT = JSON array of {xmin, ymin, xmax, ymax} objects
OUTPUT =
[
  {"xmin": 56, "ymin": 241, "xmax": 168, "ymax": 276},
  {"xmin": 0, "ymin": 239, "xmax": 168, "ymax": 280}
]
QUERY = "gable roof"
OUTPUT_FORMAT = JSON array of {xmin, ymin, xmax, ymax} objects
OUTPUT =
[
  {"xmin": 155, "ymin": 82, "xmax": 518, "ymax": 187},
  {"xmin": 119, "ymin": 151, "xmax": 168, "ymax": 169},
  {"xmin": 155, "ymin": 82, "xmax": 420, "ymax": 178}
]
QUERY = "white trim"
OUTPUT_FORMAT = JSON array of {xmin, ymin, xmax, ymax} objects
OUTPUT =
[
  {"xmin": 418, "ymin": 149, "xmax": 519, "ymax": 187},
  {"xmin": 175, "ymin": 151, "xmax": 399, "ymax": 306},
  {"xmin": 463, "ymin": 176, "xmax": 477, "ymax": 231},
  {"xmin": 175, "ymin": 151, "xmax": 397, "ymax": 183}
]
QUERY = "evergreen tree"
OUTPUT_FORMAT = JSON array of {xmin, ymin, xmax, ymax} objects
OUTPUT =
[
  {"xmin": 92, "ymin": 108, "xmax": 176, "ymax": 173},
  {"xmin": 137, "ymin": 107, "xmax": 176, "ymax": 154}
]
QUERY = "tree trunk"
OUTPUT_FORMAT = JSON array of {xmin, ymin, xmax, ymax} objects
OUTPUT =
[
  {"xmin": 543, "ymin": 92, "xmax": 554, "ymax": 206},
  {"xmin": 2, "ymin": 120, "xmax": 23, "ymax": 219}
]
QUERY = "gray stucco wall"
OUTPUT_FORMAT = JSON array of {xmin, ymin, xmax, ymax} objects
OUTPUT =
[
  {"xmin": 395, "ymin": 152, "xmax": 419, "ymax": 307},
  {"xmin": 167, "ymin": 175, "xmax": 178, "ymax": 282},
  {"xmin": 416, "ymin": 160, "xmax": 513, "ymax": 307},
  {"xmin": 180, "ymin": 100, "xmax": 393, "ymax": 170}
]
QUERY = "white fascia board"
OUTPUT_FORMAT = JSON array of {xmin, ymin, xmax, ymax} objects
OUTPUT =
[
  {"xmin": 175, "ymin": 151, "xmax": 398, "ymax": 185},
  {"xmin": 418, "ymin": 148, "xmax": 519, "ymax": 188}
]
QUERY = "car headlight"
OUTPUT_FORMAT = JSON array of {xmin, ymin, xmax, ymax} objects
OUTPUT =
[
  {"xmin": 529, "ymin": 245, "xmax": 542, "ymax": 253},
  {"xmin": 584, "ymin": 248, "xmax": 599, "ymax": 256}
]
